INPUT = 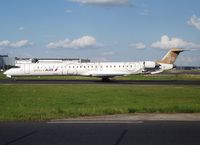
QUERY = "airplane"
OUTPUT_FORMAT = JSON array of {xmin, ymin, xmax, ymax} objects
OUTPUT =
[{"xmin": 4, "ymin": 48, "xmax": 183, "ymax": 81}]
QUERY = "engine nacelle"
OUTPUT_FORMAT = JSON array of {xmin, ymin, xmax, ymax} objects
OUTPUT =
[{"xmin": 143, "ymin": 61, "xmax": 156, "ymax": 69}]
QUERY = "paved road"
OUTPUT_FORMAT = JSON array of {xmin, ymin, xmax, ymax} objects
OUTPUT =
[
  {"xmin": 0, "ymin": 121, "xmax": 200, "ymax": 145},
  {"xmin": 0, "ymin": 79, "xmax": 200, "ymax": 85}
]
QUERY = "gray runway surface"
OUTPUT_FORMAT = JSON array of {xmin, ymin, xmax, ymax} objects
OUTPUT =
[
  {"xmin": 0, "ymin": 121, "xmax": 200, "ymax": 145},
  {"xmin": 0, "ymin": 79, "xmax": 200, "ymax": 85}
]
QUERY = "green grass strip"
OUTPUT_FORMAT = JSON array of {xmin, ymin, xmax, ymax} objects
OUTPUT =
[{"xmin": 0, "ymin": 84, "xmax": 200, "ymax": 121}]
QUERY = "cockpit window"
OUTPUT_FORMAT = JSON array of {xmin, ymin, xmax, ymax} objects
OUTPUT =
[{"xmin": 12, "ymin": 66, "xmax": 20, "ymax": 68}]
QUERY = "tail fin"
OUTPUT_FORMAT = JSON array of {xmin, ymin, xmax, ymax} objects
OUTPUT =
[{"xmin": 157, "ymin": 48, "xmax": 184, "ymax": 64}]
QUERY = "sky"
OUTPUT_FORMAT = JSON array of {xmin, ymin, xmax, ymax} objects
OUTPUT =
[{"xmin": 0, "ymin": 0, "xmax": 200, "ymax": 66}]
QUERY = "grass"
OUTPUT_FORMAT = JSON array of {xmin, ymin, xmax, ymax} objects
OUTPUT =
[
  {"xmin": 0, "ymin": 84, "xmax": 200, "ymax": 121},
  {"xmin": 117, "ymin": 73, "xmax": 200, "ymax": 80},
  {"xmin": 0, "ymin": 71, "xmax": 200, "ymax": 121}
]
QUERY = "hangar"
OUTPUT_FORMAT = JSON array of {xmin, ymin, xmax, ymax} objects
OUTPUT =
[
  {"xmin": 15, "ymin": 58, "xmax": 90, "ymax": 64},
  {"xmin": 0, "ymin": 55, "xmax": 15, "ymax": 71},
  {"xmin": 0, "ymin": 55, "xmax": 90, "ymax": 71}
]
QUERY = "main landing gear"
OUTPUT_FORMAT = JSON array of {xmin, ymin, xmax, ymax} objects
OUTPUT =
[{"xmin": 102, "ymin": 77, "xmax": 111, "ymax": 82}]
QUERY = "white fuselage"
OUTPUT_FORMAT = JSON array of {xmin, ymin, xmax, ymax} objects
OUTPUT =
[
  {"xmin": 5, "ymin": 62, "xmax": 144, "ymax": 77},
  {"xmin": 3, "ymin": 61, "xmax": 173, "ymax": 78}
]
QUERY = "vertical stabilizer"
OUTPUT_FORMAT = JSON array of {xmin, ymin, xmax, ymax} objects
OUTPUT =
[{"xmin": 157, "ymin": 48, "xmax": 184, "ymax": 64}]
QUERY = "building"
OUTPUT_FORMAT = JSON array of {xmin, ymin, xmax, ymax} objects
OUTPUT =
[
  {"xmin": 0, "ymin": 55, "xmax": 7, "ymax": 70},
  {"xmin": 1, "ymin": 55, "xmax": 90, "ymax": 70},
  {"xmin": 0, "ymin": 55, "xmax": 15, "ymax": 70},
  {"xmin": 15, "ymin": 57, "xmax": 90, "ymax": 64}
]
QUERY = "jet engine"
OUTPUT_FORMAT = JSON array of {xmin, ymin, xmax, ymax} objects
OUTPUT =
[{"xmin": 143, "ymin": 61, "xmax": 156, "ymax": 69}]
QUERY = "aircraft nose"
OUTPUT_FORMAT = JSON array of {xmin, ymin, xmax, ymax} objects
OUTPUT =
[
  {"xmin": 3, "ymin": 70, "xmax": 12, "ymax": 78},
  {"xmin": 3, "ymin": 70, "xmax": 8, "ymax": 75}
]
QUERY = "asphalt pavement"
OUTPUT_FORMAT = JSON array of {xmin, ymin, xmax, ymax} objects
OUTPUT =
[{"xmin": 1, "ymin": 121, "xmax": 200, "ymax": 145}]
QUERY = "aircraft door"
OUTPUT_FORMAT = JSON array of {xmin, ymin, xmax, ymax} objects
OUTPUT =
[
  {"xmin": 98, "ymin": 63, "xmax": 103, "ymax": 72},
  {"xmin": 67, "ymin": 64, "xmax": 77, "ymax": 75},
  {"xmin": 62, "ymin": 65, "xmax": 68, "ymax": 75},
  {"xmin": 24, "ymin": 64, "xmax": 30, "ymax": 74}
]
